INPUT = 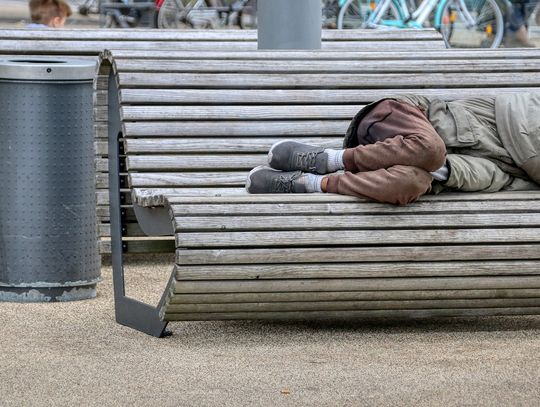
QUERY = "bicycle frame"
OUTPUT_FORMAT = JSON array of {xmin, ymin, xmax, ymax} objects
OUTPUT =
[{"xmin": 368, "ymin": 0, "xmax": 440, "ymax": 28}]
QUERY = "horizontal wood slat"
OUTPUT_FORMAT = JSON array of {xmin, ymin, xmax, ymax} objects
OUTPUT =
[
  {"xmin": 129, "ymin": 172, "xmax": 247, "ymax": 187},
  {"xmin": 162, "ymin": 307, "xmax": 540, "ymax": 321},
  {"xmin": 117, "ymin": 72, "xmax": 540, "ymax": 88},
  {"xmin": 119, "ymin": 87, "xmax": 540, "ymax": 105},
  {"xmin": 121, "ymin": 105, "xmax": 361, "ymax": 121},
  {"xmin": 165, "ymin": 191, "xmax": 540, "ymax": 204},
  {"xmin": 175, "ymin": 245, "xmax": 540, "ymax": 265},
  {"xmin": 172, "ymin": 276, "xmax": 540, "ymax": 294},
  {"xmin": 174, "ymin": 213, "xmax": 540, "ymax": 231},
  {"xmin": 174, "ymin": 261, "xmax": 540, "ymax": 280},
  {"xmin": 107, "ymin": 49, "xmax": 540, "ymax": 61},
  {"xmin": 123, "ymin": 120, "xmax": 350, "ymax": 137},
  {"xmin": 127, "ymin": 154, "xmax": 264, "ymax": 171},
  {"xmin": 0, "ymin": 28, "xmax": 444, "ymax": 41},
  {"xmin": 124, "ymin": 137, "xmax": 342, "ymax": 153},
  {"xmin": 167, "ymin": 288, "xmax": 540, "ymax": 304},
  {"xmin": 165, "ymin": 298, "xmax": 540, "ymax": 314},
  {"xmin": 114, "ymin": 59, "xmax": 540, "ymax": 73},
  {"xmin": 0, "ymin": 40, "xmax": 441, "ymax": 54},
  {"xmin": 176, "ymin": 228, "xmax": 540, "ymax": 248},
  {"xmin": 169, "ymin": 200, "xmax": 540, "ymax": 215}
]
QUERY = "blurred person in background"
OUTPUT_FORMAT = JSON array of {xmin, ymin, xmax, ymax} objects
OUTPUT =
[
  {"xmin": 27, "ymin": 0, "xmax": 72, "ymax": 28},
  {"xmin": 505, "ymin": 0, "xmax": 538, "ymax": 47}
]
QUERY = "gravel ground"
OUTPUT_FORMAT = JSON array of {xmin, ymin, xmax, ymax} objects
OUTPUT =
[{"xmin": 1, "ymin": 255, "xmax": 540, "ymax": 406}]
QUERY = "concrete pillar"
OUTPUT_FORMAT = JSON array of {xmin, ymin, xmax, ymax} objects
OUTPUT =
[{"xmin": 257, "ymin": 0, "xmax": 322, "ymax": 50}]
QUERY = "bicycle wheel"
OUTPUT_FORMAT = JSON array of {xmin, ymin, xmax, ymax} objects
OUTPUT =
[
  {"xmin": 157, "ymin": 0, "xmax": 217, "ymax": 28},
  {"xmin": 337, "ymin": 0, "xmax": 402, "ymax": 29},
  {"xmin": 438, "ymin": 0, "xmax": 504, "ymax": 48},
  {"xmin": 238, "ymin": 0, "xmax": 257, "ymax": 28}
]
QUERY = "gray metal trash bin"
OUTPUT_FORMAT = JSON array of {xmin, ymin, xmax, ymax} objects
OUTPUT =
[{"xmin": 0, "ymin": 58, "xmax": 100, "ymax": 302}]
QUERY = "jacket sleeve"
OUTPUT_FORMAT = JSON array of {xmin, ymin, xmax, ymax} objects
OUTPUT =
[
  {"xmin": 445, "ymin": 154, "xmax": 513, "ymax": 192},
  {"xmin": 392, "ymin": 94, "xmax": 432, "ymax": 112}
]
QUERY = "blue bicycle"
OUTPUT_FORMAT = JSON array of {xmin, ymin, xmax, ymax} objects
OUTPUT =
[{"xmin": 336, "ymin": 0, "xmax": 508, "ymax": 48}]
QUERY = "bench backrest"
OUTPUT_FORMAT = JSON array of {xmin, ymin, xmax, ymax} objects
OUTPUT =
[
  {"xmin": 96, "ymin": 48, "xmax": 540, "ymax": 253},
  {"xmin": 0, "ymin": 28, "xmax": 445, "ymax": 56}
]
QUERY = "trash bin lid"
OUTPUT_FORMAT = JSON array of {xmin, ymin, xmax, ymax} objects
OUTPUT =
[{"xmin": 0, "ymin": 57, "xmax": 96, "ymax": 81}]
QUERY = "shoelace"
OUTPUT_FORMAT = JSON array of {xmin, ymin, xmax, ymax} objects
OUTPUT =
[
  {"xmin": 271, "ymin": 174, "xmax": 296, "ymax": 193},
  {"xmin": 294, "ymin": 151, "xmax": 319, "ymax": 171}
]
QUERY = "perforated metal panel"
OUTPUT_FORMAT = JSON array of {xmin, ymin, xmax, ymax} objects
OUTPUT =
[{"xmin": 0, "ymin": 58, "xmax": 100, "ymax": 302}]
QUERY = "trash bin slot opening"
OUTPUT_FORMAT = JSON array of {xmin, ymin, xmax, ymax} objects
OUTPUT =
[{"xmin": 8, "ymin": 59, "xmax": 67, "ymax": 64}]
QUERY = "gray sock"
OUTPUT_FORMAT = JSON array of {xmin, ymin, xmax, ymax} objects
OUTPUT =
[
  {"xmin": 300, "ymin": 173, "xmax": 324, "ymax": 193},
  {"xmin": 324, "ymin": 149, "xmax": 345, "ymax": 173}
]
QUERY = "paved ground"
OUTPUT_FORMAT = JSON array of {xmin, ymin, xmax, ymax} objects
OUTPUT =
[{"xmin": 1, "ymin": 255, "xmax": 540, "ymax": 406}]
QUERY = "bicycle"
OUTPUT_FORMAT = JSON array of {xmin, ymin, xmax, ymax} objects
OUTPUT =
[
  {"xmin": 156, "ymin": 0, "xmax": 257, "ymax": 29},
  {"xmin": 77, "ymin": 0, "xmax": 157, "ymax": 28},
  {"xmin": 336, "ymin": 0, "xmax": 509, "ymax": 48},
  {"xmin": 322, "ymin": 0, "xmax": 401, "ymax": 29}
]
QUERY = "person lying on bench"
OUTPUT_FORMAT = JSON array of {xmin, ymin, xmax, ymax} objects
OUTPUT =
[{"xmin": 246, "ymin": 93, "xmax": 540, "ymax": 206}]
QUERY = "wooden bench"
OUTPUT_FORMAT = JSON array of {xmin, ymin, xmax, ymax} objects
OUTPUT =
[
  {"xmin": 98, "ymin": 48, "xmax": 540, "ymax": 336},
  {"xmin": 0, "ymin": 28, "xmax": 446, "ymax": 256}
]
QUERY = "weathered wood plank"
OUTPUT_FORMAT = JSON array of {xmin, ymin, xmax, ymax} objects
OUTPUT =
[
  {"xmin": 165, "ymin": 298, "xmax": 540, "ymax": 313},
  {"xmin": 117, "ymin": 72, "xmax": 540, "ymax": 88},
  {"xmin": 121, "ymin": 105, "xmax": 361, "ymax": 121},
  {"xmin": 124, "ymin": 137, "xmax": 341, "ymax": 153},
  {"xmin": 0, "ymin": 40, "xmax": 444, "ymax": 54},
  {"xmin": 175, "ymin": 261, "xmax": 540, "ymax": 280},
  {"xmin": 170, "ymin": 200, "xmax": 540, "ymax": 215},
  {"xmin": 175, "ymin": 213, "xmax": 540, "ymax": 232},
  {"xmin": 129, "ymin": 172, "xmax": 247, "ymax": 187},
  {"xmin": 126, "ymin": 155, "xmax": 265, "ymax": 171},
  {"xmin": 165, "ymin": 191, "xmax": 540, "ymax": 204},
  {"xmin": 172, "ymin": 276, "xmax": 540, "ymax": 294},
  {"xmin": 95, "ymin": 141, "xmax": 108, "ymax": 155},
  {"xmin": 176, "ymin": 245, "xmax": 540, "ymax": 265},
  {"xmin": 123, "ymin": 120, "xmax": 349, "ymax": 137},
  {"xmin": 176, "ymin": 228, "xmax": 540, "ymax": 248},
  {"xmin": 162, "ymin": 307, "xmax": 540, "ymax": 321},
  {"xmin": 0, "ymin": 28, "xmax": 444, "ymax": 41},
  {"xmin": 133, "ymin": 188, "xmax": 249, "ymax": 207},
  {"xmin": 108, "ymin": 49, "xmax": 540, "ymax": 60},
  {"xmin": 134, "ymin": 190, "xmax": 540, "ymax": 211},
  {"xmin": 119, "ymin": 87, "xmax": 540, "ymax": 105},
  {"xmin": 167, "ymin": 288, "xmax": 540, "ymax": 304},
  {"xmin": 100, "ymin": 238, "xmax": 175, "ymax": 254},
  {"xmin": 115, "ymin": 59, "xmax": 540, "ymax": 74}
]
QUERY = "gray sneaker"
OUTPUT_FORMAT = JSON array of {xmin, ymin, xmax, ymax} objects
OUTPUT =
[
  {"xmin": 268, "ymin": 140, "xmax": 329, "ymax": 174},
  {"xmin": 246, "ymin": 166, "xmax": 306, "ymax": 194}
]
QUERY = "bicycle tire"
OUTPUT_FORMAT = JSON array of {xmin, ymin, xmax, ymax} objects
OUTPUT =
[
  {"xmin": 157, "ymin": 0, "xmax": 220, "ymax": 28},
  {"xmin": 337, "ymin": 0, "xmax": 403, "ymax": 29},
  {"xmin": 238, "ymin": 0, "xmax": 257, "ymax": 29},
  {"xmin": 437, "ymin": 0, "xmax": 504, "ymax": 48}
]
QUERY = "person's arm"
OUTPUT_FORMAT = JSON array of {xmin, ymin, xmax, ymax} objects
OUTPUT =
[
  {"xmin": 444, "ymin": 154, "xmax": 513, "ymax": 192},
  {"xmin": 391, "ymin": 94, "xmax": 432, "ymax": 112}
]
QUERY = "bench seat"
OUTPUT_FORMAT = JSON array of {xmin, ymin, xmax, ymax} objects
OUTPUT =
[
  {"xmin": 98, "ymin": 48, "xmax": 540, "ymax": 336},
  {"xmin": 159, "ymin": 192, "xmax": 540, "ymax": 322}
]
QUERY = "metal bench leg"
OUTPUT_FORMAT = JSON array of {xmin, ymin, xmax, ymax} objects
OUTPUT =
[{"xmin": 108, "ymin": 73, "xmax": 169, "ymax": 337}]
